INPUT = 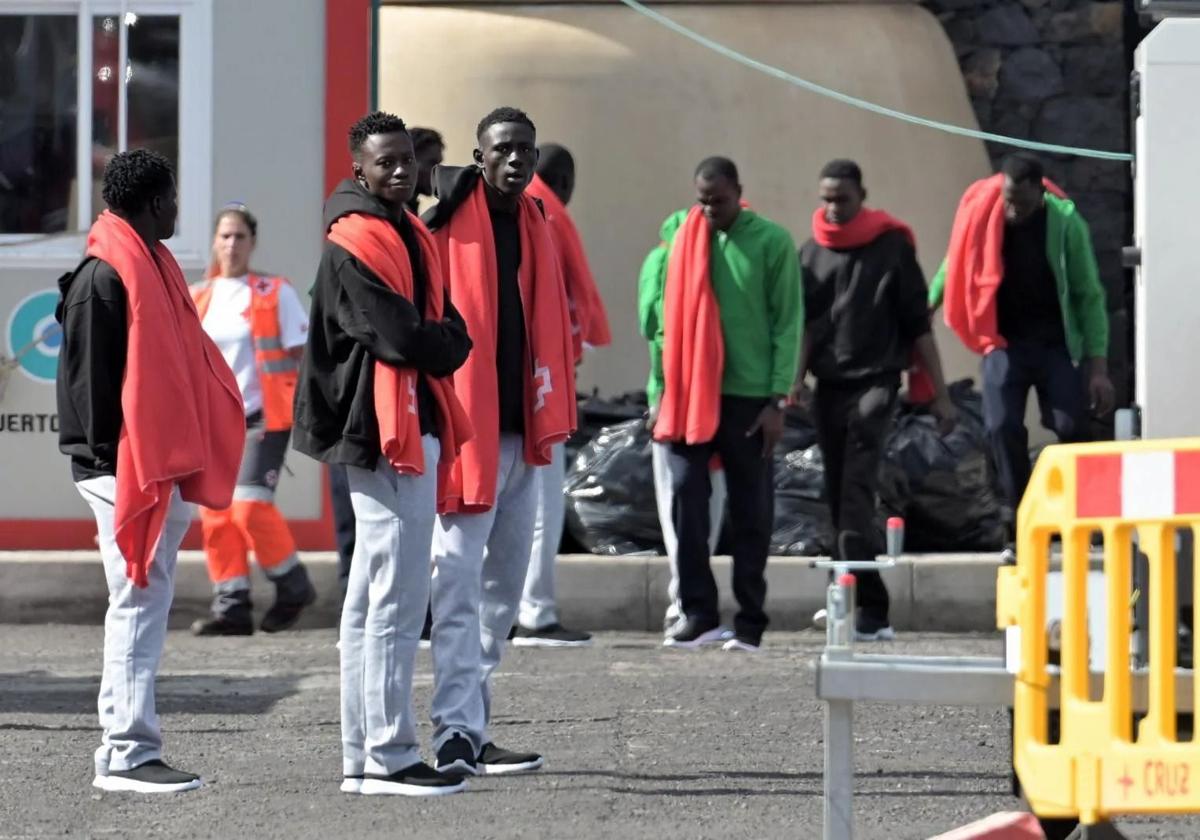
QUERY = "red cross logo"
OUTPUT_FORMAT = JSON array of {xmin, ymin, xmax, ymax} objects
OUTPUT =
[
  {"xmin": 1118, "ymin": 767, "xmax": 1135, "ymax": 800},
  {"xmin": 253, "ymin": 277, "xmax": 273, "ymax": 296},
  {"xmin": 533, "ymin": 360, "xmax": 552, "ymax": 411}
]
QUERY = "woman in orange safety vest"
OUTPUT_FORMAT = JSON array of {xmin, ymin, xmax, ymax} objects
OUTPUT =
[{"xmin": 189, "ymin": 203, "xmax": 316, "ymax": 635}]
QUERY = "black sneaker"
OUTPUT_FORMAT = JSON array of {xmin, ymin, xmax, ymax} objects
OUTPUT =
[
  {"xmin": 93, "ymin": 760, "xmax": 202, "ymax": 793},
  {"xmin": 855, "ymin": 611, "xmax": 896, "ymax": 642},
  {"xmin": 477, "ymin": 742, "xmax": 544, "ymax": 776},
  {"xmin": 511, "ymin": 623, "xmax": 593, "ymax": 648},
  {"xmin": 662, "ymin": 617, "xmax": 731, "ymax": 649},
  {"xmin": 435, "ymin": 733, "xmax": 478, "ymax": 777},
  {"xmin": 190, "ymin": 614, "xmax": 253, "ymax": 636},
  {"xmin": 261, "ymin": 567, "xmax": 317, "ymax": 633},
  {"xmin": 361, "ymin": 762, "xmax": 466, "ymax": 797}
]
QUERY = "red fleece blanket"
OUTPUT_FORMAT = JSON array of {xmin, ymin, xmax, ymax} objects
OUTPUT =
[
  {"xmin": 942, "ymin": 173, "xmax": 1067, "ymax": 355},
  {"xmin": 327, "ymin": 212, "xmax": 473, "ymax": 481},
  {"xmin": 86, "ymin": 211, "xmax": 244, "ymax": 587},
  {"xmin": 431, "ymin": 181, "xmax": 577, "ymax": 513},
  {"xmin": 654, "ymin": 206, "xmax": 725, "ymax": 445},
  {"xmin": 527, "ymin": 175, "xmax": 612, "ymax": 356}
]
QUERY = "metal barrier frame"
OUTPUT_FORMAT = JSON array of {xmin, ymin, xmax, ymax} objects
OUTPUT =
[{"xmin": 812, "ymin": 552, "xmax": 1195, "ymax": 838}]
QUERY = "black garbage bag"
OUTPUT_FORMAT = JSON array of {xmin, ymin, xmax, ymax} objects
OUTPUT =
[
  {"xmin": 564, "ymin": 418, "xmax": 663, "ymax": 555},
  {"xmin": 567, "ymin": 391, "xmax": 648, "ymax": 466},
  {"xmin": 878, "ymin": 379, "xmax": 1005, "ymax": 551},
  {"xmin": 770, "ymin": 444, "xmax": 835, "ymax": 556}
]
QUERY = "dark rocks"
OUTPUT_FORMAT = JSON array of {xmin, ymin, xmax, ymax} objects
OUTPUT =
[
  {"xmin": 920, "ymin": 0, "xmax": 1132, "ymax": 360},
  {"xmin": 1033, "ymin": 95, "xmax": 1125, "ymax": 155},
  {"xmin": 978, "ymin": 3, "xmax": 1041, "ymax": 46},
  {"xmin": 998, "ymin": 47, "xmax": 1065, "ymax": 101},
  {"xmin": 1062, "ymin": 45, "xmax": 1128, "ymax": 95},
  {"xmin": 963, "ymin": 49, "xmax": 1003, "ymax": 98}
]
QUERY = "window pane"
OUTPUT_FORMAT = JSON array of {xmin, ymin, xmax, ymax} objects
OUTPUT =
[
  {"xmin": 0, "ymin": 15, "xmax": 78, "ymax": 235},
  {"xmin": 91, "ymin": 14, "xmax": 180, "ymax": 225}
]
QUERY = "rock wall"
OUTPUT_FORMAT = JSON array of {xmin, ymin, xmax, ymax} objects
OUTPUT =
[{"xmin": 921, "ymin": 0, "xmax": 1131, "ymax": 389}]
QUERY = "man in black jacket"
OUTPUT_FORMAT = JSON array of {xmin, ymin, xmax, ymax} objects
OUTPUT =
[
  {"xmin": 795, "ymin": 159, "xmax": 956, "ymax": 641},
  {"xmin": 293, "ymin": 112, "xmax": 472, "ymax": 797},
  {"xmin": 57, "ymin": 149, "xmax": 240, "ymax": 794}
]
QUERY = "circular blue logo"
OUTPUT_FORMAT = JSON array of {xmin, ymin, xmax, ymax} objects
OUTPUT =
[{"xmin": 6, "ymin": 290, "xmax": 62, "ymax": 383}]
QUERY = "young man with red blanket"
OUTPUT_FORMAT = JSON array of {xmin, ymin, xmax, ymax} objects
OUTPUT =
[
  {"xmin": 421, "ymin": 107, "xmax": 577, "ymax": 777},
  {"xmin": 928, "ymin": 154, "xmax": 1114, "ymax": 537},
  {"xmin": 56, "ymin": 150, "xmax": 245, "ymax": 792},
  {"xmin": 795, "ymin": 159, "xmax": 956, "ymax": 641},
  {"xmin": 651, "ymin": 156, "xmax": 802, "ymax": 652},
  {"xmin": 293, "ymin": 112, "xmax": 473, "ymax": 796},
  {"xmin": 514, "ymin": 143, "xmax": 612, "ymax": 648}
]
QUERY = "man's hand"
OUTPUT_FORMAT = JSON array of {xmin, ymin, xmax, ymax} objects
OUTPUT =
[
  {"xmin": 790, "ymin": 381, "xmax": 813, "ymax": 411},
  {"xmin": 646, "ymin": 402, "xmax": 660, "ymax": 432},
  {"xmin": 747, "ymin": 399, "xmax": 785, "ymax": 457},
  {"xmin": 1089, "ymin": 370, "xmax": 1116, "ymax": 417},
  {"xmin": 931, "ymin": 393, "xmax": 958, "ymax": 436}
]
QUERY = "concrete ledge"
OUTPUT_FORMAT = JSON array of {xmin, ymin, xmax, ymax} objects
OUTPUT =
[{"xmin": 0, "ymin": 551, "xmax": 1004, "ymax": 631}]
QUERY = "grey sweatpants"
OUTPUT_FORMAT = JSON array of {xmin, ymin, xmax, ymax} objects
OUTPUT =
[
  {"xmin": 76, "ymin": 475, "xmax": 192, "ymax": 776},
  {"xmin": 519, "ymin": 442, "xmax": 565, "ymax": 630},
  {"xmin": 340, "ymin": 439, "xmax": 439, "ymax": 777},
  {"xmin": 652, "ymin": 441, "xmax": 726, "ymax": 621},
  {"xmin": 430, "ymin": 434, "xmax": 539, "ymax": 754}
]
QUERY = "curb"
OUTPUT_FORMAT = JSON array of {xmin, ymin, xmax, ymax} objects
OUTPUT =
[{"xmin": 0, "ymin": 551, "xmax": 1004, "ymax": 632}]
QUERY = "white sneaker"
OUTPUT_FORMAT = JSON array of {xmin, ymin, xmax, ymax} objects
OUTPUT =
[
  {"xmin": 663, "ymin": 619, "xmax": 734, "ymax": 649},
  {"xmin": 340, "ymin": 776, "xmax": 363, "ymax": 794},
  {"xmin": 854, "ymin": 624, "xmax": 896, "ymax": 642},
  {"xmin": 812, "ymin": 608, "xmax": 828, "ymax": 630},
  {"xmin": 721, "ymin": 638, "xmax": 761, "ymax": 653}
]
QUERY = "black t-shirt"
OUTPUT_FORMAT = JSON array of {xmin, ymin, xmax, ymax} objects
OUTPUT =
[
  {"xmin": 491, "ymin": 208, "xmax": 526, "ymax": 435},
  {"xmin": 998, "ymin": 205, "xmax": 1065, "ymax": 347}
]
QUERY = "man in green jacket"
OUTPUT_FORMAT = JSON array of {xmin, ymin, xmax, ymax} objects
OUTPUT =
[
  {"xmin": 642, "ymin": 157, "xmax": 802, "ymax": 652},
  {"xmin": 639, "ymin": 212, "xmax": 728, "ymax": 633},
  {"xmin": 929, "ymin": 154, "xmax": 1114, "ymax": 528}
]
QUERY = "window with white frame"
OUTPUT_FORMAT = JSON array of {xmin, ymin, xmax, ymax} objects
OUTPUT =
[{"xmin": 0, "ymin": 0, "xmax": 212, "ymax": 267}]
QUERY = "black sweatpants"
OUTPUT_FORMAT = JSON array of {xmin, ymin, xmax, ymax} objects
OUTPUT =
[
  {"xmin": 813, "ymin": 375, "xmax": 898, "ymax": 624},
  {"xmin": 669, "ymin": 395, "xmax": 775, "ymax": 643}
]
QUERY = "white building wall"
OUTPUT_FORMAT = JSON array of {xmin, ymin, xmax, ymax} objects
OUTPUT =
[{"xmin": 0, "ymin": 0, "xmax": 326, "ymax": 535}]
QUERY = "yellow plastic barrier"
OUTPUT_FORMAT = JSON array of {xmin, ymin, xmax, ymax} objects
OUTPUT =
[{"xmin": 997, "ymin": 438, "xmax": 1200, "ymax": 825}]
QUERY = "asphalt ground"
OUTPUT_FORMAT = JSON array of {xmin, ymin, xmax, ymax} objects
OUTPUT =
[{"xmin": 0, "ymin": 627, "xmax": 1195, "ymax": 840}]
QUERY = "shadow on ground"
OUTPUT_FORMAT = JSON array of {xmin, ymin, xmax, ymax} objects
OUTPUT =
[{"xmin": 0, "ymin": 671, "xmax": 305, "ymax": 715}]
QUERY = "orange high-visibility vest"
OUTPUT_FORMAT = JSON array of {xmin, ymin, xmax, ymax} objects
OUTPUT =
[{"xmin": 192, "ymin": 274, "xmax": 299, "ymax": 431}]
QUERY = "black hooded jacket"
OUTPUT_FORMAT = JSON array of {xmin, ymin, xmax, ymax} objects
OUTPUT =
[
  {"xmin": 422, "ymin": 165, "xmax": 531, "ymax": 435},
  {"xmin": 292, "ymin": 179, "xmax": 472, "ymax": 468},
  {"xmin": 55, "ymin": 257, "xmax": 127, "ymax": 480}
]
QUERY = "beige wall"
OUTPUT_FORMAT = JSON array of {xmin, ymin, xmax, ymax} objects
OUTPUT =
[
  {"xmin": 380, "ymin": 2, "xmax": 992, "ymax": 398},
  {"xmin": 209, "ymin": 0, "xmax": 326, "ymax": 521},
  {"xmin": 0, "ymin": 0, "xmax": 326, "ymax": 529}
]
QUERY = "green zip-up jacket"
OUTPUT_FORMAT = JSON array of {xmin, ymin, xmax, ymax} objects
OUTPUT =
[
  {"xmin": 637, "ymin": 208, "xmax": 803, "ymax": 404},
  {"xmin": 927, "ymin": 192, "xmax": 1109, "ymax": 361}
]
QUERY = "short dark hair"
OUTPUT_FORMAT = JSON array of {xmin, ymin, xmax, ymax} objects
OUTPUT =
[
  {"xmin": 101, "ymin": 149, "xmax": 175, "ymax": 216},
  {"xmin": 348, "ymin": 111, "xmax": 409, "ymax": 155},
  {"xmin": 410, "ymin": 127, "xmax": 444, "ymax": 154},
  {"xmin": 819, "ymin": 159, "xmax": 863, "ymax": 186},
  {"xmin": 694, "ymin": 156, "xmax": 739, "ymax": 185},
  {"xmin": 1001, "ymin": 153, "xmax": 1044, "ymax": 186},
  {"xmin": 536, "ymin": 143, "xmax": 574, "ymax": 180},
  {"xmin": 476, "ymin": 106, "xmax": 536, "ymax": 141}
]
